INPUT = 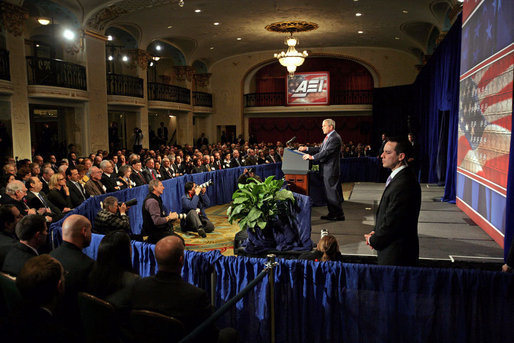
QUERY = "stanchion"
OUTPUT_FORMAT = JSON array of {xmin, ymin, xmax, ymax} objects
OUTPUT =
[{"xmin": 266, "ymin": 254, "xmax": 278, "ymax": 343}]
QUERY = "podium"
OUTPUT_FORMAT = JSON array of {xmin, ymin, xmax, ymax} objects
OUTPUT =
[{"xmin": 282, "ymin": 148, "xmax": 310, "ymax": 195}]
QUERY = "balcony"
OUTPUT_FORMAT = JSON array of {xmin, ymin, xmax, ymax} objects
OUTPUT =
[
  {"xmin": 26, "ymin": 56, "xmax": 87, "ymax": 90},
  {"xmin": 192, "ymin": 91, "xmax": 212, "ymax": 107},
  {"xmin": 148, "ymin": 82, "xmax": 190, "ymax": 104},
  {"xmin": 244, "ymin": 90, "xmax": 373, "ymax": 107},
  {"xmin": 107, "ymin": 73, "xmax": 143, "ymax": 98},
  {"xmin": 0, "ymin": 49, "xmax": 10, "ymax": 81}
]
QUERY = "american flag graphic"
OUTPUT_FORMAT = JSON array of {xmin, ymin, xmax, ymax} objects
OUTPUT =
[{"xmin": 458, "ymin": 54, "xmax": 513, "ymax": 189}]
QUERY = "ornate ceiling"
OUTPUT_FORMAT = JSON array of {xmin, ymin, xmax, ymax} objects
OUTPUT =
[{"xmin": 20, "ymin": 0, "xmax": 461, "ymax": 67}]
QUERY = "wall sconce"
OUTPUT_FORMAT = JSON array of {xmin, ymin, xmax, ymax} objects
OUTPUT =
[{"xmin": 38, "ymin": 17, "xmax": 51, "ymax": 25}]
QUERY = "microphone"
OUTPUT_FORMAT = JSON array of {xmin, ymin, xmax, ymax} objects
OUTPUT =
[{"xmin": 286, "ymin": 136, "xmax": 296, "ymax": 145}]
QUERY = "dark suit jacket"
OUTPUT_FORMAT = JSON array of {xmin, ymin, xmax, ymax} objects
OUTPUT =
[
  {"xmin": 0, "ymin": 195, "xmax": 30, "ymax": 215},
  {"xmin": 369, "ymin": 167, "xmax": 421, "ymax": 266},
  {"xmin": 0, "ymin": 231, "xmax": 17, "ymax": 267},
  {"xmin": 40, "ymin": 177, "xmax": 50, "ymax": 195},
  {"xmin": 2, "ymin": 242, "xmax": 38, "ymax": 276},
  {"xmin": 126, "ymin": 271, "xmax": 218, "ymax": 342},
  {"xmin": 130, "ymin": 169, "xmax": 147, "ymax": 187},
  {"xmin": 307, "ymin": 131, "xmax": 342, "ymax": 186},
  {"xmin": 67, "ymin": 181, "xmax": 88, "ymax": 208},
  {"xmin": 160, "ymin": 166, "xmax": 173, "ymax": 180},
  {"xmin": 101, "ymin": 173, "xmax": 119, "ymax": 193},
  {"xmin": 142, "ymin": 168, "xmax": 159, "ymax": 183},
  {"xmin": 50, "ymin": 241, "xmax": 94, "ymax": 293},
  {"xmin": 26, "ymin": 191, "xmax": 62, "ymax": 217}
]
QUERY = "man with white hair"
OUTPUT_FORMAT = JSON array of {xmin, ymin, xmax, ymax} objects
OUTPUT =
[
  {"xmin": 0, "ymin": 180, "xmax": 37, "ymax": 216},
  {"xmin": 100, "ymin": 160, "xmax": 119, "ymax": 193},
  {"xmin": 84, "ymin": 166, "xmax": 106, "ymax": 196}
]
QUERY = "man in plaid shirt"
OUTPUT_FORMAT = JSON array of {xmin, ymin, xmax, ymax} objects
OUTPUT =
[{"xmin": 93, "ymin": 196, "xmax": 131, "ymax": 234}]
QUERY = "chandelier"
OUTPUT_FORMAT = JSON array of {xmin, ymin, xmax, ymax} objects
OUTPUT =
[
  {"xmin": 266, "ymin": 21, "xmax": 318, "ymax": 77},
  {"xmin": 274, "ymin": 33, "xmax": 308, "ymax": 77}
]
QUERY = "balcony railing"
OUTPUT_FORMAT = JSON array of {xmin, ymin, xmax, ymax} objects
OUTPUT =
[
  {"xmin": 107, "ymin": 73, "xmax": 143, "ymax": 98},
  {"xmin": 244, "ymin": 92, "xmax": 286, "ymax": 107},
  {"xmin": 26, "ymin": 56, "xmax": 86, "ymax": 90},
  {"xmin": 0, "ymin": 49, "xmax": 10, "ymax": 81},
  {"xmin": 192, "ymin": 91, "xmax": 212, "ymax": 107},
  {"xmin": 148, "ymin": 82, "xmax": 190, "ymax": 104},
  {"xmin": 244, "ymin": 90, "xmax": 373, "ymax": 107}
]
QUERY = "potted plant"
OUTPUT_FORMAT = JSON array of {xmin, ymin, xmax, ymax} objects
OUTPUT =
[{"xmin": 227, "ymin": 176, "xmax": 297, "ymax": 253}]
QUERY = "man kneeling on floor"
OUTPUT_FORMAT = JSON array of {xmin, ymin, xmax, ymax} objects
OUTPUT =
[{"xmin": 180, "ymin": 182, "xmax": 214, "ymax": 238}]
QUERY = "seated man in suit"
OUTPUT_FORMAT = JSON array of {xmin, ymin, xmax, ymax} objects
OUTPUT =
[
  {"xmin": 25, "ymin": 176, "xmax": 62, "ymax": 222},
  {"xmin": 124, "ymin": 235, "xmax": 237, "ymax": 343},
  {"xmin": 180, "ymin": 182, "xmax": 214, "ymax": 238},
  {"xmin": 66, "ymin": 166, "xmax": 88, "ymax": 208},
  {"xmin": 0, "ymin": 180, "xmax": 37, "ymax": 216},
  {"xmin": 142, "ymin": 158, "xmax": 159, "ymax": 183},
  {"xmin": 93, "ymin": 196, "xmax": 131, "ymax": 234},
  {"xmin": 40, "ymin": 167, "xmax": 54, "ymax": 195},
  {"xmin": 100, "ymin": 160, "xmax": 119, "ymax": 193},
  {"xmin": 130, "ymin": 159, "xmax": 147, "ymax": 186},
  {"xmin": 0, "ymin": 205, "xmax": 22, "ymax": 267},
  {"xmin": 2, "ymin": 214, "xmax": 48, "ymax": 276},
  {"xmin": 84, "ymin": 166, "xmax": 106, "ymax": 197}
]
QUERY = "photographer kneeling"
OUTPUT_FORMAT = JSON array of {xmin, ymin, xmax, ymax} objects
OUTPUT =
[
  {"xmin": 94, "ymin": 196, "xmax": 132, "ymax": 235},
  {"xmin": 180, "ymin": 181, "xmax": 214, "ymax": 238}
]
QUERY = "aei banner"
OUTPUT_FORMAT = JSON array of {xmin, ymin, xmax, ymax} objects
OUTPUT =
[{"xmin": 286, "ymin": 72, "xmax": 329, "ymax": 105}]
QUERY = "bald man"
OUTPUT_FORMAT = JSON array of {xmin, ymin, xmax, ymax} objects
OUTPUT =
[{"xmin": 126, "ymin": 235, "xmax": 233, "ymax": 343}]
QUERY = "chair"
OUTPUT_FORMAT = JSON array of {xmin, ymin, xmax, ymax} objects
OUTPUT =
[
  {"xmin": 130, "ymin": 309, "xmax": 185, "ymax": 343},
  {"xmin": 77, "ymin": 292, "xmax": 122, "ymax": 343},
  {"xmin": 0, "ymin": 272, "xmax": 22, "ymax": 316}
]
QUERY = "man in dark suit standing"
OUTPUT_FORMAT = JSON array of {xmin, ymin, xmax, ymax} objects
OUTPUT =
[
  {"xmin": 300, "ymin": 119, "xmax": 345, "ymax": 221},
  {"xmin": 364, "ymin": 137, "xmax": 421, "ymax": 266}
]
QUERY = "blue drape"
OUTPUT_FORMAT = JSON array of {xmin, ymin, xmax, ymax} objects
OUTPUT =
[{"xmin": 505, "ymin": 113, "xmax": 514, "ymax": 261}]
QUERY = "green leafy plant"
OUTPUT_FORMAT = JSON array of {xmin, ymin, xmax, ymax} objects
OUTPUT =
[{"xmin": 227, "ymin": 176, "xmax": 295, "ymax": 232}]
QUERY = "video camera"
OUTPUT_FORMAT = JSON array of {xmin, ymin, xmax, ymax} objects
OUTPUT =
[{"xmin": 198, "ymin": 179, "xmax": 213, "ymax": 188}]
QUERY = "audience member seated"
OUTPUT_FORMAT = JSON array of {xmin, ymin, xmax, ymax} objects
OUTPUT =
[
  {"xmin": 159, "ymin": 157, "xmax": 173, "ymax": 180},
  {"xmin": 46, "ymin": 174, "xmax": 73, "ymax": 214},
  {"xmin": 8, "ymin": 255, "xmax": 76, "ymax": 342},
  {"xmin": 117, "ymin": 165, "xmax": 135, "ymax": 189},
  {"xmin": 299, "ymin": 234, "xmax": 343, "ymax": 262},
  {"xmin": 100, "ymin": 160, "xmax": 119, "ymax": 193},
  {"xmin": 0, "ymin": 173, "xmax": 15, "ymax": 195},
  {"xmin": 85, "ymin": 166, "xmax": 106, "ymax": 196},
  {"xmin": 66, "ymin": 166, "xmax": 88, "ymax": 208},
  {"xmin": 0, "ymin": 180, "xmax": 36, "ymax": 216},
  {"xmin": 130, "ymin": 159, "xmax": 147, "ymax": 186},
  {"xmin": 94, "ymin": 196, "xmax": 132, "ymax": 235},
  {"xmin": 142, "ymin": 180, "xmax": 179, "ymax": 244},
  {"xmin": 143, "ymin": 158, "xmax": 159, "ymax": 182},
  {"xmin": 25, "ymin": 176, "xmax": 62, "ymax": 222},
  {"xmin": 0, "ymin": 205, "xmax": 22, "ymax": 266},
  {"xmin": 123, "ymin": 235, "xmax": 237, "ymax": 343},
  {"xmin": 40, "ymin": 167, "xmax": 54, "ymax": 194},
  {"xmin": 2, "ymin": 214, "xmax": 48, "ymax": 276},
  {"xmin": 87, "ymin": 231, "xmax": 140, "ymax": 305},
  {"xmin": 180, "ymin": 182, "xmax": 214, "ymax": 238}
]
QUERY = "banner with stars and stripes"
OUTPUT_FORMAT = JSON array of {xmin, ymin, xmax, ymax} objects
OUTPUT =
[{"xmin": 457, "ymin": 0, "xmax": 513, "ymax": 246}]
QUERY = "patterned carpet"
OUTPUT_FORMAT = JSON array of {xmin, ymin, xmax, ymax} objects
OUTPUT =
[
  {"xmin": 175, "ymin": 204, "xmax": 240, "ymax": 256},
  {"xmin": 177, "ymin": 183, "xmax": 354, "ymax": 256}
]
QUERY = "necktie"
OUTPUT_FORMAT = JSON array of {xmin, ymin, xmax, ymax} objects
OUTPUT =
[
  {"xmin": 385, "ymin": 175, "xmax": 392, "ymax": 188},
  {"xmin": 38, "ymin": 193, "xmax": 49, "ymax": 208},
  {"xmin": 78, "ymin": 183, "xmax": 86, "ymax": 199}
]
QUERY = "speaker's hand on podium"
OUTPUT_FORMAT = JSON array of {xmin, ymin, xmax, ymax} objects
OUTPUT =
[
  {"xmin": 298, "ymin": 146, "xmax": 308, "ymax": 152},
  {"xmin": 302, "ymin": 154, "xmax": 313, "ymax": 160}
]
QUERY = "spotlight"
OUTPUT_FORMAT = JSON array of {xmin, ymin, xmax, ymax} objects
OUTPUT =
[
  {"xmin": 108, "ymin": 55, "xmax": 114, "ymax": 61},
  {"xmin": 107, "ymin": 35, "xmax": 113, "ymax": 41},
  {"xmin": 38, "ymin": 17, "xmax": 51, "ymax": 26},
  {"xmin": 156, "ymin": 44, "xmax": 162, "ymax": 51},
  {"xmin": 122, "ymin": 55, "xmax": 128, "ymax": 62},
  {"xmin": 63, "ymin": 29, "xmax": 75, "ymax": 41}
]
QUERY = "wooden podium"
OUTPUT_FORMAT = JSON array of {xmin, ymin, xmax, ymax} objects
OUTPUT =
[{"xmin": 282, "ymin": 148, "xmax": 310, "ymax": 195}]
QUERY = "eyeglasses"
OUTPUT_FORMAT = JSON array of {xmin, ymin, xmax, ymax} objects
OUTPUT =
[{"xmin": 58, "ymin": 178, "xmax": 65, "ymax": 181}]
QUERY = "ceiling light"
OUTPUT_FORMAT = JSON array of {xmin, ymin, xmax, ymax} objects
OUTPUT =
[
  {"xmin": 107, "ymin": 35, "xmax": 113, "ymax": 41},
  {"xmin": 178, "ymin": 0, "xmax": 184, "ymax": 7},
  {"xmin": 355, "ymin": 13, "xmax": 362, "ymax": 16},
  {"xmin": 274, "ymin": 33, "xmax": 308, "ymax": 77},
  {"xmin": 237, "ymin": 37, "xmax": 242, "ymax": 41},
  {"xmin": 195, "ymin": 9, "xmax": 201, "ymax": 13},
  {"xmin": 152, "ymin": 56, "xmax": 160, "ymax": 61},
  {"xmin": 169, "ymin": 114, "xmax": 175, "ymax": 118},
  {"xmin": 63, "ymin": 29, "xmax": 75, "ymax": 41},
  {"xmin": 108, "ymin": 55, "xmax": 113, "ymax": 61},
  {"xmin": 402, "ymin": 10, "xmax": 408, "ymax": 14},
  {"xmin": 394, "ymin": 37, "xmax": 400, "ymax": 40},
  {"xmin": 149, "ymin": 61, "xmax": 154, "ymax": 67},
  {"xmin": 36, "ymin": 44, "xmax": 40, "ymax": 48},
  {"xmin": 167, "ymin": 25, "xmax": 173, "ymax": 29},
  {"xmin": 38, "ymin": 17, "xmax": 51, "ymax": 26},
  {"xmin": 210, "ymin": 46, "xmax": 214, "ymax": 50},
  {"xmin": 357, "ymin": 30, "xmax": 364, "ymax": 34},
  {"xmin": 156, "ymin": 44, "xmax": 162, "ymax": 51},
  {"xmin": 122, "ymin": 55, "xmax": 128, "ymax": 62},
  {"xmin": 213, "ymin": 22, "xmax": 220, "ymax": 26},
  {"xmin": 457, "ymin": 0, "xmax": 464, "ymax": 2}
]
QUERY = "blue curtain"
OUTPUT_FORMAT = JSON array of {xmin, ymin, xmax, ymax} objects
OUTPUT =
[{"xmin": 505, "ymin": 113, "xmax": 514, "ymax": 261}]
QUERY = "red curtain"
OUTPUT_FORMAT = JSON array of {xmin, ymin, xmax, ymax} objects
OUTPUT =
[{"xmin": 249, "ymin": 116, "xmax": 372, "ymax": 145}]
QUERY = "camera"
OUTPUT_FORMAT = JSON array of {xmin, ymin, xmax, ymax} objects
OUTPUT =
[
  {"xmin": 124, "ymin": 198, "xmax": 138, "ymax": 207},
  {"xmin": 198, "ymin": 179, "xmax": 213, "ymax": 188}
]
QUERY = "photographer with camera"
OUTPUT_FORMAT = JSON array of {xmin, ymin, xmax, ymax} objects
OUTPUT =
[
  {"xmin": 93, "ymin": 196, "xmax": 132, "ymax": 235},
  {"xmin": 237, "ymin": 168, "xmax": 262, "ymax": 185},
  {"xmin": 180, "ymin": 181, "xmax": 214, "ymax": 238},
  {"xmin": 132, "ymin": 127, "xmax": 144, "ymax": 154},
  {"xmin": 142, "ymin": 180, "xmax": 179, "ymax": 244}
]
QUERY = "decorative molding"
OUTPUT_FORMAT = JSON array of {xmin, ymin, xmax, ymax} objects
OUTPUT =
[
  {"xmin": 174, "ymin": 66, "xmax": 194, "ymax": 82},
  {"xmin": 27, "ymin": 85, "xmax": 89, "ymax": 102},
  {"xmin": 128, "ymin": 49, "xmax": 151, "ymax": 70},
  {"xmin": 265, "ymin": 21, "xmax": 319, "ymax": 33},
  {"xmin": 107, "ymin": 95, "xmax": 146, "ymax": 107},
  {"xmin": 84, "ymin": 29, "xmax": 108, "ymax": 42},
  {"xmin": 86, "ymin": 5, "xmax": 127, "ymax": 31},
  {"xmin": 0, "ymin": 2, "xmax": 28, "ymax": 37},
  {"xmin": 193, "ymin": 73, "xmax": 212, "ymax": 88},
  {"xmin": 0, "ymin": 79, "xmax": 14, "ymax": 95}
]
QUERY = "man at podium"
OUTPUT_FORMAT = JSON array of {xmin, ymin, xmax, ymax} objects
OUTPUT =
[{"xmin": 299, "ymin": 119, "xmax": 345, "ymax": 221}]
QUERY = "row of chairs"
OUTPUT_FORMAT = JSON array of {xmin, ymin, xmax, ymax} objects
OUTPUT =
[{"xmin": 0, "ymin": 271, "xmax": 186, "ymax": 343}]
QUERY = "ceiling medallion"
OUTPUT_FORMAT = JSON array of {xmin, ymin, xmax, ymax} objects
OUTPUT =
[{"xmin": 266, "ymin": 21, "xmax": 318, "ymax": 77}]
